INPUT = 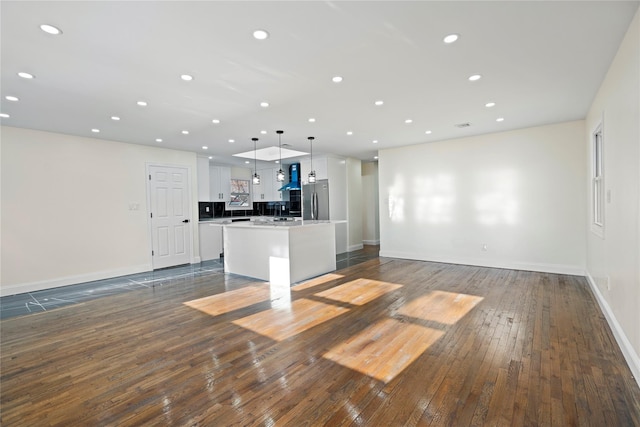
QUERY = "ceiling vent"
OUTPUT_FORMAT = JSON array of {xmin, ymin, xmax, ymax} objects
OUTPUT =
[{"xmin": 455, "ymin": 122, "xmax": 471, "ymax": 128}]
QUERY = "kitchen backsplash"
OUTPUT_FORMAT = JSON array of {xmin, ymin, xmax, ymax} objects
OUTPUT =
[{"xmin": 199, "ymin": 201, "xmax": 295, "ymax": 220}]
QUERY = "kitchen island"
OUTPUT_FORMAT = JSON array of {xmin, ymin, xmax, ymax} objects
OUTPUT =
[{"xmin": 223, "ymin": 221, "xmax": 336, "ymax": 286}]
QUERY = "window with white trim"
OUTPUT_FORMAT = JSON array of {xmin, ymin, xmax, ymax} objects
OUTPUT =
[{"xmin": 592, "ymin": 125, "xmax": 604, "ymax": 233}]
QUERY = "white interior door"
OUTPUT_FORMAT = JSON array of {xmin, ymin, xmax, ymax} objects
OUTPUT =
[{"xmin": 148, "ymin": 165, "xmax": 191, "ymax": 269}]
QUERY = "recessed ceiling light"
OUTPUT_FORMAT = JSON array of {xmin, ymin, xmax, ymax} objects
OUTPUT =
[
  {"xmin": 137, "ymin": 101, "xmax": 147, "ymax": 107},
  {"xmin": 308, "ymin": 118, "xmax": 316, "ymax": 123},
  {"xmin": 5, "ymin": 96, "xmax": 19, "ymax": 102},
  {"xmin": 425, "ymin": 130, "xmax": 432, "ymax": 134},
  {"xmin": 346, "ymin": 131, "xmax": 353, "ymax": 135},
  {"xmin": 0, "ymin": 113, "xmax": 9, "ymax": 118},
  {"xmin": 443, "ymin": 34, "xmax": 459, "ymax": 44},
  {"xmin": 91, "ymin": 128, "xmax": 100, "ymax": 133},
  {"xmin": 180, "ymin": 74, "xmax": 193, "ymax": 81},
  {"xmin": 182, "ymin": 130, "xmax": 189, "ymax": 135},
  {"xmin": 374, "ymin": 156, "xmax": 379, "ymax": 160},
  {"xmin": 208, "ymin": 156, "xmax": 213, "ymax": 159},
  {"xmin": 18, "ymin": 72, "xmax": 35, "ymax": 79},
  {"xmin": 111, "ymin": 116, "xmax": 120, "ymax": 121},
  {"xmin": 245, "ymin": 160, "xmax": 251, "ymax": 164},
  {"xmin": 260, "ymin": 130, "xmax": 267, "ymax": 134},
  {"xmin": 496, "ymin": 117, "xmax": 505, "ymax": 122},
  {"xmin": 40, "ymin": 24, "xmax": 62, "ymax": 35},
  {"xmin": 485, "ymin": 102, "xmax": 496, "ymax": 108},
  {"xmin": 374, "ymin": 100, "xmax": 384, "ymax": 106},
  {"xmin": 373, "ymin": 140, "xmax": 379, "ymax": 144},
  {"xmin": 468, "ymin": 74, "xmax": 482, "ymax": 81},
  {"xmin": 332, "ymin": 76, "xmax": 343, "ymax": 83},
  {"xmin": 155, "ymin": 138, "xmax": 163, "ymax": 142},
  {"xmin": 212, "ymin": 119, "xmax": 220, "ymax": 124},
  {"xmin": 260, "ymin": 102, "xmax": 269, "ymax": 108},
  {"xmin": 228, "ymin": 139, "xmax": 235, "ymax": 143},
  {"xmin": 253, "ymin": 29, "xmax": 269, "ymax": 40},
  {"xmin": 405, "ymin": 119, "xmax": 413, "ymax": 124},
  {"xmin": 202, "ymin": 146, "xmax": 208, "ymax": 150}
]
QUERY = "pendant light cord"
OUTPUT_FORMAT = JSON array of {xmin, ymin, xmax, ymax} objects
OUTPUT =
[
  {"xmin": 252, "ymin": 137, "xmax": 260, "ymax": 184},
  {"xmin": 276, "ymin": 130, "xmax": 284, "ymax": 182},
  {"xmin": 253, "ymin": 138, "xmax": 258, "ymax": 171}
]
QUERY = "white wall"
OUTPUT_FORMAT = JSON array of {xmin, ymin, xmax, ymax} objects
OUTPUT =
[
  {"xmin": 230, "ymin": 166, "xmax": 251, "ymax": 180},
  {"xmin": 379, "ymin": 120, "xmax": 586, "ymax": 274},
  {"xmin": 585, "ymin": 9, "xmax": 640, "ymax": 383},
  {"xmin": 346, "ymin": 158, "xmax": 363, "ymax": 251},
  {"xmin": 362, "ymin": 161, "xmax": 380, "ymax": 245},
  {"xmin": 1, "ymin": 126, "xmax": 199, "ymax": 296},
  {"xmin": 327, "ymin": 156, "xmax": 348, "ymax": 254}
]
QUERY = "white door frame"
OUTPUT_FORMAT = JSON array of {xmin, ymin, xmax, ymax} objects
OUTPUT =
[{"xmin": 145, "ymin": 162, "xmax": 196, "ymax": 269}]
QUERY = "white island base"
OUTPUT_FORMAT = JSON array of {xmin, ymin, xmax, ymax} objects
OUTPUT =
[{"xmin": 223, "ymin": 221, "xmax": 336, "ymax": 286}]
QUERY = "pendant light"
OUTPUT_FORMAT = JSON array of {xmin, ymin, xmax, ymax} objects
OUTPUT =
[
  {"xmin": 307, "ymin": 136, "xmax": 316, "ymax": 183},
  {"xmin": 252, "ymin": 137, "xmax": 260, "ymax": 185},
  {"xmin": 276, "ymin": 130, "xmax": 285, "ymax": 182}
]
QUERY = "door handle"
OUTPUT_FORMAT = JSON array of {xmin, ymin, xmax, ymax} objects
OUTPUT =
[{"xmin": 182, "ymin": 219, "xmax": 190, "ymax": 223}]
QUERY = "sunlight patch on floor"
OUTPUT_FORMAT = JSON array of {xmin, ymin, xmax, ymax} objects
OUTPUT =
[
  {"xmin": 398, "ymin": 290, "xmax": 483, "ymax": 325},
  {"xmin": 291, "ymin": 273, "xmax": 345, "ymax": 291},
  {"xmin": 232, "ymin": 298, "xmax": 350, "ymax": 341},
  {"xmin": 314, "ymin": 278, "xmax": 402, "ymax": 306},
  {"xmin": 323, "ymin": 318, "xmax": 444, "ymax": 383},
  {"xmin": 183, "ymin": 285, "xmax": 271, "ymax": 316}
]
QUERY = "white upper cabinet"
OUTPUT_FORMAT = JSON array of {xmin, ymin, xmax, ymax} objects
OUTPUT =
[
  {"xmin": 270, "ymin": 167, "xmax": 287, "ymax": 201},
  {"xmin": 210, "ymin": 166, "xmax": 231, "ymax": 201},
  {"xmin": 253, "ymin": 167, "xmax": 285, "ymax": 201},
  {"xmin": 299, "ymin": 157, "xmax": 328, "ymax": 185},
  {"xmin": 197, "ymin": 157, "xmax": 211, "ymax": 201},
  {"xmin": 252, "ymin": 172, "xmax": 264, "ymax": 201}
]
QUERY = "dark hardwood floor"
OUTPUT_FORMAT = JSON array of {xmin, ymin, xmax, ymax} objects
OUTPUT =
[{"xmin": 2, "ymin": 252, "xmax": 639, "ymax": 426}]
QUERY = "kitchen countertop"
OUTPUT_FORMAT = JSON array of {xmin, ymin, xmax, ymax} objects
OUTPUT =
[
  {"xmin": 199, "ymin": 216, "xmax": 301, "ymax": 224},
  {"xmin": 223, "ymin": 220, "xmax": 345, "ymax": 229}
]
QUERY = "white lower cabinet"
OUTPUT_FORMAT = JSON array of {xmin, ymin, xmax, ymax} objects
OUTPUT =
[{"xmin": 199, "ymin": 223, "xmax": 223, "ymax": 261}]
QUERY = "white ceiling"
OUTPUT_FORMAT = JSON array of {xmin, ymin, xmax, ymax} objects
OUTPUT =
[{"xmin": 1, "ymin": 1, "xmax": 637, "ymax": 167}]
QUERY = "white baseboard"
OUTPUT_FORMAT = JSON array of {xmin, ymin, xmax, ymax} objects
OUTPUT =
[
  {"xmin": 363, "ymin": 239, "xmax": 380, "ymax": 245},
  {"xmin": 348, "ymin": 243, "xmax": 364, "ymax": 252},
  {"xmin": 0, "ymin": 264, "xmax": 151, "ymax": 297},
  {"xmin": 586, "ymin": 273, "xmax": 640, "ymax": 388},
  {"xmin": 375, "ymin": 250, "xmax": 639, "ymax": 388},
  {"xmin": 378, "ymin": 250, "xmax": 585, "ymax": 276}
]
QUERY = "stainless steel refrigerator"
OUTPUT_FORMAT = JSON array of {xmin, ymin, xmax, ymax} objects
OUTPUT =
[{"xmin": 303, "ymin": 179, "xmax": 329, "ymax": 220}]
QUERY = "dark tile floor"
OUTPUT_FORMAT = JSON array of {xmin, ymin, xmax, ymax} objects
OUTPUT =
[{"xmin": 1, "ymin": 246, "xmax": 379, "ymax": 320}]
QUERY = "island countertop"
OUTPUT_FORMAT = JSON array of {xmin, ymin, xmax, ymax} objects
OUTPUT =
[{"xmin": 223, "ymin": 219, "xmax": 340, "ymax": 229}]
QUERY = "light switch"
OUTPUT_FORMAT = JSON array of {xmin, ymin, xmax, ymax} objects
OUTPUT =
[{"xmin": 606, "ymin": 190, "xmax": 611, "ymax": 203}]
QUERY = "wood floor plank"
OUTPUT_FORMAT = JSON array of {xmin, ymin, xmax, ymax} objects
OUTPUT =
[{"xmin": 2, "ymin": 252, "xmax": 640, "ymax": 426}]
